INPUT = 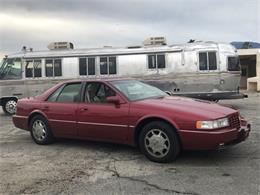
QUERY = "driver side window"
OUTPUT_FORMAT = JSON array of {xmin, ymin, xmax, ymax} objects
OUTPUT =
[{"xmin": 85, "ymin": 82, "xmax": 116, "ymax": 103}]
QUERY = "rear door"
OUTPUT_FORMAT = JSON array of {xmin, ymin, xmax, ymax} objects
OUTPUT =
[
  {"xmin": 42, "ymin": 82, "xmax": 82, "ymax": 137},
  {"xmin": 76, "ymin": 81, "xmax": 130, "ymax": 142}
]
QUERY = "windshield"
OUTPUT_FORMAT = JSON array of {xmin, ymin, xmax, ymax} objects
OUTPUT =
[
  {"xmin": 111, "ymin": 80, "xmax": 167, "ymax": 101},
  {"xmin": 0, "ymin": 58, "xmax": 22, "ymax": 80}
]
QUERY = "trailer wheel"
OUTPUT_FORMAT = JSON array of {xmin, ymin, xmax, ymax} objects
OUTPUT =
[{"xmin": 2, "ymin": 99, "xmax": 17, "ymax": 115}]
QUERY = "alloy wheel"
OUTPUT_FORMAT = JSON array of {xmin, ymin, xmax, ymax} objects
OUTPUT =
[
  {"xmin": 32, "ymin": 120, "xmax": 47, "ymax": 141},
  {"xmin": 144, "ymin": 129, "xmax": 170, "ymax": 158}
]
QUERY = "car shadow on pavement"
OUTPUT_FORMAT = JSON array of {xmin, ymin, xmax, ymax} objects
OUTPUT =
[{"xmin": 53, "ymin": 137, "xmax": 237, "ymax": 165}]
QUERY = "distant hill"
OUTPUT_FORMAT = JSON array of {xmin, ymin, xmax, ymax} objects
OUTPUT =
[{"xmin": 231, "ymin": 41, "xmax": 260, "ymax": 49}]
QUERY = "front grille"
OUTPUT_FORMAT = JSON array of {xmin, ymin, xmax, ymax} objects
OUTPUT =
[{"xmin": 229, "ymin": 113, "xmax": 240, "ymax": 129}]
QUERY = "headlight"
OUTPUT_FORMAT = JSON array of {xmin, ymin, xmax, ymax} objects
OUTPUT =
[{"xmin": 196, "ymin": 117, "xmax": 229, "ymax": 129}]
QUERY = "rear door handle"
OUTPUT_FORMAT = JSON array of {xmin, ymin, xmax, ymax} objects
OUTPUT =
[{"xmin": 43, "ymin": 106, "xmax": 49, "ymax": 109}]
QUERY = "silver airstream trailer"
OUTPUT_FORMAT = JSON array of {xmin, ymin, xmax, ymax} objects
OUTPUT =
[{"xmin": 0, "ymin": 40, "xmax": 245, "ymax": 114}]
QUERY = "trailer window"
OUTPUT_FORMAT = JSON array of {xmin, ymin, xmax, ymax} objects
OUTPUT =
[
  {"xmin": 25, "ymin": 60, "xmax": 42, "ymax": 78},
  {"xmin": 100, "ymin": 57, "xmax": 116, "ymax": 75},
  {"xmin": 45, "ymin": 60, "xmax": 53, "ymax": 77},
  {"xmin": 25, "ymin": 60, "xmax": 33, "ymax": 77},
  {"xmin": 79, "ymin": 58, "xmax": 87, "ymax": 75},
  {"xmin": 45, "ymin": 59, "xmax": 62, "ymax": 77},
  {"xmin": 148, "ymin": 54, "xmax": 165, "ymax": 69},
  {"xmin": 79, "ymin": 57, "xmax": 96, "ymax": 76},
  {"xmin": 54, "ymin": 59, "xmax": 62, "ymax": 76},
  {"xmin": 199, "ymin": 51, "xmax": 217, "ymax": 71},
  {"xmin": 208, "ymin": 52, "xmax": 217, "ymax": 70},
  {"xmin": 109, "ymin": 57, "xmax": 116, "ymax": 74},
  {"xmin": 100, "ymin": 57, "xmax": 108, "ymax": 75},
  {"xmin": 228, "ymin": 56, "xmax": 240, "ymax": 71},
  {"xmin": 157, "ymin": 54, "xmax": 166, "ymax": 68},
  {"xmin": 199, "ymin": 53, "xmax": 207, "ymax": 70},
  {"xmin": 88, "ymin": 58, "xmax": 95, "ymax": 75},
  {"xmin": 148, "ymin": 55, "xmax": 156, "ymax": 69}
]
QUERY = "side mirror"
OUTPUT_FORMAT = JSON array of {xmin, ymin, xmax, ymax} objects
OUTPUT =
[{"xmin": 106, "ymin": 96, "xmax": 120, "ymax": 105}]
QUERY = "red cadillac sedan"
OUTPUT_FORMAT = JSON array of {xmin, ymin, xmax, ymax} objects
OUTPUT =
[{"xmin": 13, "ymin": 79, "xmax": 250, "ymax": 163}]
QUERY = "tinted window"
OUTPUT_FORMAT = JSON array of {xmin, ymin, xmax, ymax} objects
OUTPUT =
[
  {"xmin": 56, "ymin": 83, "xmax": 82, "ymax": 102},
  {"xmin": 199, "ymin": 53, "xmax": 207, "ymax": 70},
  {"xmin": 34, "ymin": 60, "xmax": 42, "ymax": 77},
  {"xmin": 79, "ymin": 58, "xmax": 87, "ymax": 75},
  {"xmin": 148, "ymin": 54, "xmax": 165, "ymax": 69},
  {"xmin": 100, "ymin": 57, "xmax": 116, "ymax": 75},
  {"xmin": 85, "ymin": 82, "xmax": 116, "ymax": 103},
  {"xmin": 109, "ymin": 57, "xmax": 116, "ymax": 74},
  {"xmin": 54, "ymin": 59, "xmax": 62, "ymax": 76},
  {"xmin": 148, "ymin": 55, "xmax": 156, "ymax": 69},
  {"xmin": 157, "ymin": 54, "xmax": 166, "ymax": 68},
  {"xmin": 100, "ymin": 57, "xmax": 108, "ymax": 75},
  {"xmin": 25, "ymin": 60, "xmax": 33, "ymax": 77},
  {"xmin": 228, "ymin": 56, "xmax": 240, "ymax": 71},
  {"xmin": 45, "ymin": 59, "xmax": 54, "ymax": 77},
  {"xmin": 45, "ymin": 59, "xmax": 62, "ymax": 77},
  {"xmin": 88, "ymin": 58, "xmax": 95, "ymax": 75},
  {"xmin": 208, "ymin": 52, "xmax": 217, "ymax": 70},
  {"xmin": 199, "ymin": 52, "xmax": 217, "ymax": 71},
  {"xmin": 79, "ymin": 58, "xmax": 95, "ymax": 75}
]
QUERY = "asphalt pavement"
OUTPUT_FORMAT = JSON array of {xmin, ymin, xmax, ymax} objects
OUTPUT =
[{"xmin": 0, "ymin": 93, "xmax": 259, "ymax": 195}]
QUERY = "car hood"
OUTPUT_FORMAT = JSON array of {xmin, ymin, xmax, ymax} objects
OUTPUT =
[{"xmin": 135, "ymin": 96, "xmax": 237, "ymax": 120}]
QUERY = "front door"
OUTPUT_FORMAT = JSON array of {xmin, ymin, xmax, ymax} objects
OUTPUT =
[{"xmin": 77, "ymin": 82, "xmax": 129, "ymax": 142}]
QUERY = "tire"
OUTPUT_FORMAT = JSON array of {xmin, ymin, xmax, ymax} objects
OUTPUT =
[
  {"xmin": 29, "ymin": 115, "xmax": 54, "ymax": 145},
  {"xmin": 139, "ymin": 121, "xmax": 180, "ymax": 163},
  {"xmin": 2, "ymin": 99, "xmax": 17, "ymax": 115}
]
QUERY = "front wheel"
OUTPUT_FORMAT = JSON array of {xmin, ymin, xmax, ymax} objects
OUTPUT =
[
  {"xmin": 29, "ymin": 115, "xmax": 54, "ymax": 145},
  {"xmin": 139, "ymin": 121, "xmax": 180, "ymax": 163},
  {"xmin": 2, "ymin": 99, "xmax": 17, "ymax": 115}
]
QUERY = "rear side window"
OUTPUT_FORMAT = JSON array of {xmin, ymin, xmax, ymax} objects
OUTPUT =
[
  {"xmin": 47, "ymin": 83, "xmax": 82, "ymax": 103},
  {"xmin": 47, "ymin": 86, "xmax": 63, "ymax": 102},
  {"xmin": 228, "ymin": 56, "xmax": 240, "ymax": 71},
  {"xmin": 199, "ymin": 51, "xmax": 217, "ymax": 71}
]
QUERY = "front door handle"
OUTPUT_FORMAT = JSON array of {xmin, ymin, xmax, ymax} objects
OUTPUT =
[{"xmin": 80, "ymin": 108, "xmax": 88, "ymax": 112}]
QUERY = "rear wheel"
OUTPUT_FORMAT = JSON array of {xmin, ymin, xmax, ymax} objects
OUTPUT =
[
  {"xmin": 29, "ymin": 115, "xmax": 54, "ymax": 145},
  {"xmin": 2, "ymin": 99, "xmax": 17, "ymax": 115},
  {"xmin": 139, "ymin": 121, "xmax": 180, "ymax": 163}
]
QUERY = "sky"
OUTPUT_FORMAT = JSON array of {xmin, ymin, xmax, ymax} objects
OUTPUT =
[{"xmin": 0, "ymin": 0, "xmax": 259, "ymax": 55}]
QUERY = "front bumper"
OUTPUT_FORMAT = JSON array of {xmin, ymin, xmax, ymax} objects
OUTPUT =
[{"xmin": 179, "ymin": 123, "xmax": 251, "ymax": 150}]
